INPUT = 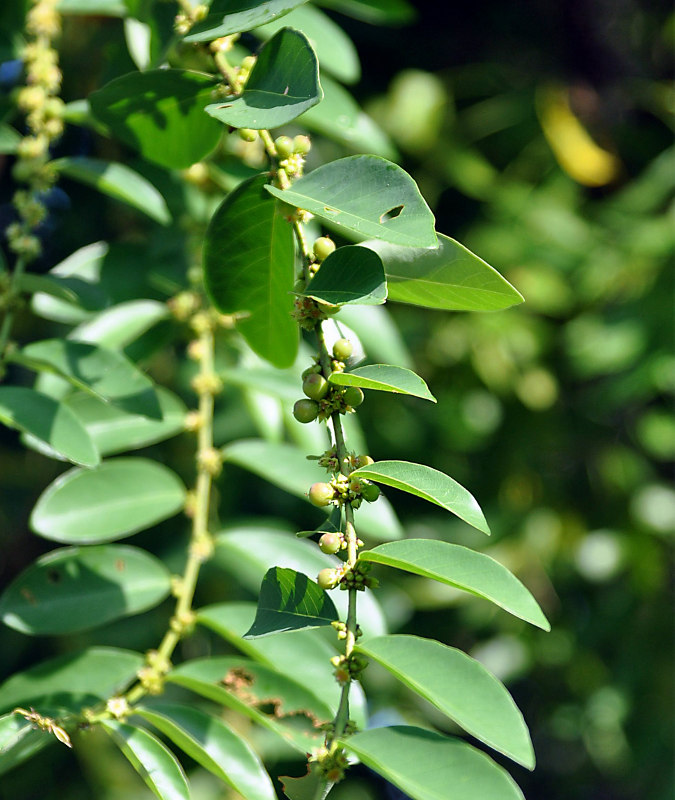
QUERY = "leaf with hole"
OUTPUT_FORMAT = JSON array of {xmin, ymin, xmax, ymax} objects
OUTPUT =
[
  {"xmin": 341, "ymin": 726, "xmax": 525, "ymax": 800},
  {"xmin": 329, "ymin": 364, "xmax": 435, "ymax": 401},
  {"xmin": 359, "ymin": 539, "xmax": 550, "ymax": 630},
  {"xmin": 30, "ymin": 458, "xmax": 186, "ymax": 544},
  {"xmin": 363, "ymin": 234, "xmax": 524, "ymax": 311},
  {"xmin": 101, "ymin": 720, "xmax": 189, "ymax": 800},
  {"xmin": 52, "ymin": 157, "xmax": 170, "ymax": 225},
  {"xmin": 205, "ymin": 29, "xmax": 322, "ymax": 129},
  {"xmin": 350, "ymin": 460, "xmax": 489, "ymax": 534},
  {"xmin": 244, "ymin": 567, "xmax": 339, "ymax": 638},
  {"xmin": 301, "ymin": 245, "xmax": 386, "ymax": 305},
  {"xmin": 266, "ymin": 156, "xmax": 436, "ymax": 246},
  {"xmin": 185, "ymin": 0, "xmax": 309, "ymax": 41},
  {"xmin": 0, "ymin": 545, "xmax": 171, "ymax": 635},
  {"xmin": 135, "ymin": 703, "xmax": 276, "ymax": 800},
  {"xmin": 355, "ymin": 635, "xmax": 534, "ymax": 768},
  {"xmin": 0, "ymin": 387, "xmax": 99, "ymax": 468},
  {"xmin": 204, "ymin": 174, "xmax": 297, "ymax": 368}
]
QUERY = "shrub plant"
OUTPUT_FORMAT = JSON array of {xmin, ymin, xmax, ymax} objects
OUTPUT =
[{"xmin": 0, "ymin": 1, "xmax": 549, "ymax": 798}]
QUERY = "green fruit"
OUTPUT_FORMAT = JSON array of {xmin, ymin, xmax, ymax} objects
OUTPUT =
[
  {"xmin": 293, "ymin": 398, "xmax": 319, "ymax": 423},
  {"xmin": 360, "ymin": 481, "xmax": 380, "ymax": 503},
  {"xmin": 309, "ymin": 482, "xmax": 334, "ymax": 507},
  {"xmin": 356, "ymin": 454, "xmax": 374, "ymax": 468},
  {"xmin": 319, "ymin": 532, "xmax": 341, "ymax": 554},
  {"xmin": 274, "ymin": 135, "xmax": 294, "ymax": 159},
  {"xmin": 293, "ymin": 134, "xmax": 311, "ymax": 155},
  {"xmin": 313, "ymin": 236, "xmax": 336, "ymax": 262},
  {"xmin": 303, "ymin": 373, "xmax": 329, "ymax": 400},
  {"xmin": 238, "ymin": 128, "xmax": 257, "ymax": 142},
  {"xmin": 332, "ymin": 338, "xmax": 353, "ymax": 361},
  {"xmin": 317, "ymin": 568, "xmax": 338, "ymax": 590},
  {"xmin": 343, "ymin": 386, "xmax": 364, "ymax": 408}
]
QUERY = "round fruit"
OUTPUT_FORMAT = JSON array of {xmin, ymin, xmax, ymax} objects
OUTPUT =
[
  {"xmin": 332, "ymin": 338, "xmax": 353, "ymax": 361},
  {"xmin": 356, "ymin": 454, "xmax": 374, "ymax": 468},
  {"xmin": 309, "ymin": 482, "xmax": 335, "ymax": 507},
  {"xmin": 293, "ymin": 398, "xmax": 319, "ymax": 423},
  {"xmin": 293, "ymin": 134, "xmax": 311, "ymax": 155},
  {"xmin": 360, "ymin": 481, "xmax": 380, "ymax": 503},
  {"xmin": 317, "ymin": 568, "xmax": 338, "ymax": 590},
  {"xmin": 319, "ymin": 532, "xmax": 341, "ymax": 554},
  {"xmin": 238, "ymin": 128, "xmax": 257, "ymax": 142},
  {"xmin": 274, "ymin": 135, "xmax": 294, "ymax": 159},
  {"xmin": 343, "ymin": 386, "xmax": 364, "ymax": 408},
  {"xmin": 303, "ymin": 373, "xmax": 329, "ymax": 400},
  {"xmin": 313, "ymin": 236, "xmax": 336, "ymax": 262}
]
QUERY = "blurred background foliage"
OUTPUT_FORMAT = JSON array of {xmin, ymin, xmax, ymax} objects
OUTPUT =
[{"xmin": 1, "ymin": 1, "xmax": 673, "ymax": 799}]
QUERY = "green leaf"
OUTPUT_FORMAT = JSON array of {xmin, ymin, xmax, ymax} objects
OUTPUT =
[
  {"xmin": 255, "ymin": 4, "xmax": 359, "ymax": 84},
  {"xmin": 359, "ymin": 539, "xmax": 550, "ymax": 630},
  {"xmin": 299, "ymin": 74, "xmax": 395, "ymax": 158},
  {"xmin": 205, "ymin": 28, "xmax": 322, "ymax": 129},
  {"xmin": 338, "ymin": 305, "xmax": 412, "ymax": 369},
  {"xmin": 70, "ymin": 300, "xmax": 168, "ymax": 349},
  {"xmin": 0, "ymin": 387, "xmax": 99, "ymax": 468},
  {"xmin": 0, "ymin": 124, "xmax": 21, "ymax": 155},
  {"xmin": 219, "ymin": 366, "xmax": 299, "ymax": 400},
  {"xmin": 185, "ymin": 0, "xmax": 309, "ymax": 42},
  {"xmin": 90, "ymin": 70, "xmax": 221, "ymax": 169},
  {"xmin": 136, "ymin": 704, "xmax": 275, "ymax": 800},
  {"xmin": 329, "ymin": 364, "xmax": 435, "ymax": 402},
  {"xmin": 356, "ymin": 635, "xmax": 535, "ymax": 769},
  {"xmin": 0, "ymin": 545, "xmax": 171, "ymax": 636},
  {"xmin": 350, "ymin": 460, "xmax": 489, "ymax": 534},
  {"xmin": 52, "ymin": 157, "xmax": 171, "ymax": 225},
  {"xmin": 266, "ymin": 156, "xmax": 436, "ymax": 247},
  {"xmin": 318, "ymin": 0, "xmax": 415, "ymax": 25},
  {"xmin": 363, "ymin": 234, "xmax": 524, "ymax": 311},
  {"xmin": 341, "ymin": 726, "xmax": 525, "ymax": 800},
  {"xmin": 16, "ymin": 273, "xmax": 79, "ymax": 304},
  {"xmin": 167, "ymin": 657, "xmax": 331, "ymax": 753},
  {"xmin": 301, "ymin": 245, "xmax": 386, "ymax": 305},
  {"xmin": 20, "ymin": 339, "xmax": 161, "ymax": 419},
  {"xmin": 0, "ymin": 648, "xmax": 144, "ymax": 714},
  {"xmin": 280, "ymin": 764, "xmax": 329, "ymax": 800},
  {"xmin": 30, "ymin": 458, "xmax": 186, "ymax": 544},
  {"xmin": 57, "ymin": 0, "xmax": 126, "ymax": 15},
  {"xmin": 101, "ymin": 720, "xmax": 189, "ymax": 800},
  {"xmin": 0, "ymin": 713, "xmax": 53, "ymax": 776},
  {"xmin": 203, "ymin": 174, "xmax": 297, "ymax": 368},
  {"xmin": 66, "ymin": 388, "xmax": 186, "ymax": 456},
  {"xmin": 244, "ymin": 567, "xmax": 339, "ymax": 637}
]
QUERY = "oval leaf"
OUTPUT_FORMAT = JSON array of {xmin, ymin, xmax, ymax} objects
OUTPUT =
[
  {"xmin": 328, "ymin": 364, "xmax": 435, "ymax": 401},
  {"xmin": 364, "ymin": 234, "xmax": 524, "ymax": 311},
  {"xmin": 90, "ymin": 69, "xmax": 221, "ymax": 169},
  {"xmin": 136, "ymin": 703, "xmax": 276, "ymax": 800},
  {"xmin": 0, "ymin": 387, "xmax": 99, "ymax": 468},
  {"xmin": 266, "ymin": 156, "xmax": 436, "ymax": 247},
  {"xmin": 350, "ymin": 460, "xmax": 489, "ymax": 534},
  {"xmin": 101, "ymin": 720, "xmax": 189, "ymax": 800},
  {"xmin": 341, "ymin": 725, "xmax": 525, "ymax": 800},
  {"xmin": 205, "ymin": 29, "xmax": 322, "ymax": 129},
  {"xmin": 30, "ymin": 458, "xmax": 186, "ymax": 544},
  {"xmin": 301, "ymin": 245, "xmax": 386, "ymax": 305},
  {"xmin": 52, "ymin": 157, "xmax": 170, "ymax": 225},
  {"xmin": 185, "ymin": 0, "xmax": 309, "ymax": 41},
  {"xmin": 356, "ymin": 635, "xmax": 534, "ymax": 769},
  {"xmin": 0, "ymin": 545, "xmax": 171, "ymax": 635},
  {"xmin": 70, "ymin": 299, "xmax": 168, "ymax": 349},
  {"xmin": 0, "ymin": 713, "xmax": 53, "ymax": 776},
  {"xmin": 244, "ymin": 567, "xmax": 339, "ymax": 637},
  {"xmin": 204, "ymin": 174, "xmax": 297, "ymax": 367},
  {"xmin": 359, "ymin": 539, "xmax": 550, "ymax": 630},
  {"xmin": 0, "ymin": 647, "xmax": 144, "ymax": 714}
]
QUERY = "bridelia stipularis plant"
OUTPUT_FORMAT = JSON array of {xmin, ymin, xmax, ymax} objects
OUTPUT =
[{"xmin": 0, "ymin": 2, "xmax": 550, "ymax": 799}]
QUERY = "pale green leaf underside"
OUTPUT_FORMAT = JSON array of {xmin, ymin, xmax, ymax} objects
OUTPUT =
[
  {"xmin": 341, "ymin": 726, "xmax": 525, "ymax": 800},
  {"xmin": 328, "ymin": 364, "xmax": 435, "ymax": 401},
  {"xmin": 244, "ymin": 567, "xmax": 339, "ymax": 637},
  {"xmin": 350, "ymin": 460, "xmax": 489, "ymax": 534},
  {"xmin": 301, "ymin": 245, "xmax": 386, "ymax": 305},
  {"xmin": 185, "ymin": 0, "xmax": 309, "ymax": 41},
  {"xmin": 356, "ymin": 635, "xmax": 535, "ymax": 769},
  {"xmin": 363, "ymin": 234, "xmax": 524, "ymax": 311},
  {"xmin": 265, "ymin": 155, "xmax": 437, "ymax": 247},
  {"xmin": 359, "ymin": 539, "xmax": 550, "ymax": 630}
]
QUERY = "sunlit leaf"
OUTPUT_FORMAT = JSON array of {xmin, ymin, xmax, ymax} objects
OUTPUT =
[
  {"xmin": 328, "ymin": 364, "xmax": 435, "ymax": 401},
  {"xmin": 185, "ymin": 0, "xmax": 309, "ymax": 41},
  {"xmin": 301, "ymin": 245, "xmax": 386, "ymax": 305}
]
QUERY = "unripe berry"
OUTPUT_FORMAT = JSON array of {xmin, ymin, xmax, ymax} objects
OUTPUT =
[
  {"xmin": 303, "ymin": 373, "xmax": 328, "ymax": 400},
  {"xmin": 332, "ymin": 338, "xmax": 353, "ymax": 361},
  {"xmin": 293, "ymin": 398, "xmax": 319, "ymax": 423},
  {"xmin": 360, "ymin": 481, "xmax": 380, "ymax": 503},
  {"xmin": 293, "ymin": 134, "xmax": 311, "ymax": 154},
  {"xmin": 274, "ymin": 135, "xmax": 294, "ymax": 159},
  {"xmin": 343, "ymin": 386, "xmax": 364, "ymax": 408},
  {"xmin": 238, "ymin": 128, "xmax": 257, "ymax": 142},
  {"xmin": 309, "ymin": 482, "xmax": 334, "ymax": 507},
  {"xmin": 355, "ymin": 454, "xmax": 374, "ymax": 468},
  {"xmin": 313, "ymin": 236, "xmax": 336, "ymax": 262},
  {"xmin": 317, "ymin": 568, "xmax": 339, "ymax": 590},
  {"xmin": 319, "ymin": 532, "xmax": 341, "ymax": 555}
]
